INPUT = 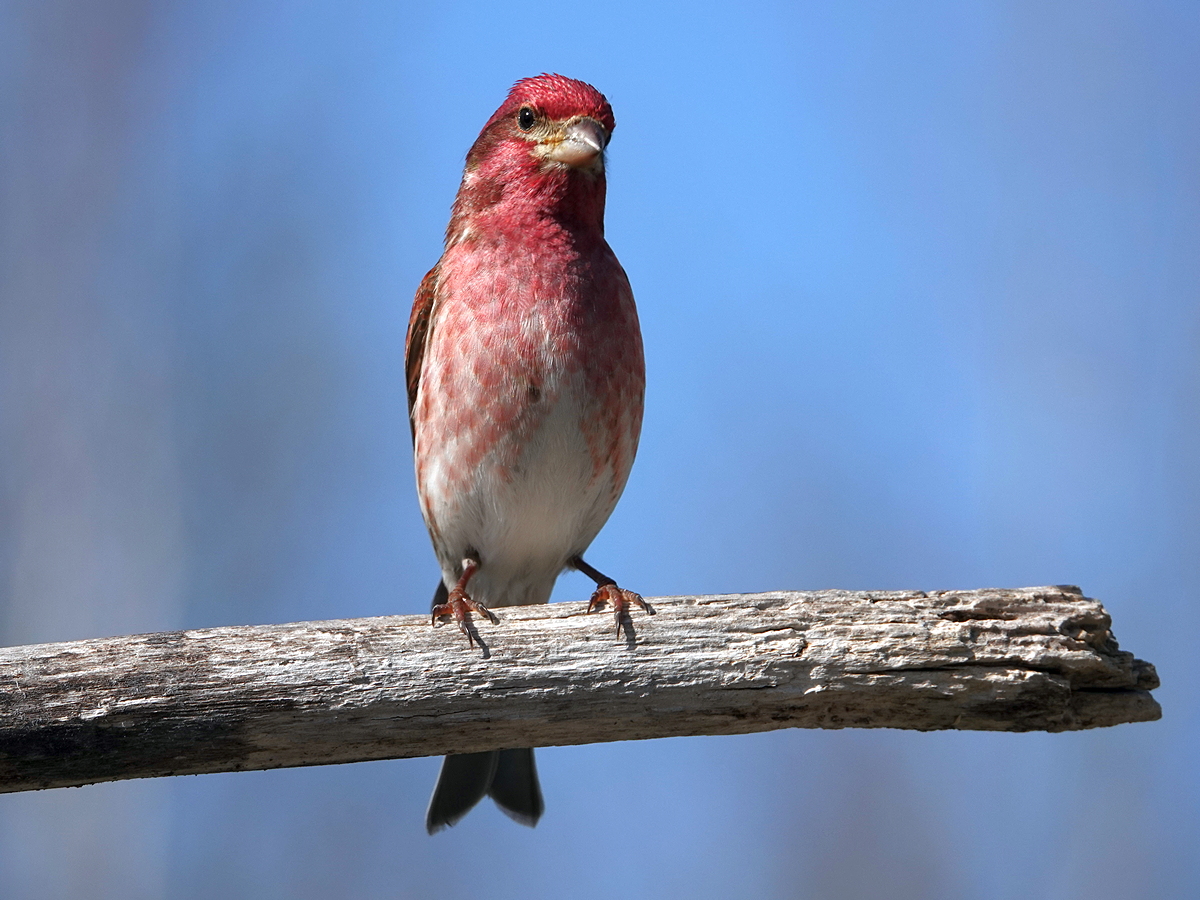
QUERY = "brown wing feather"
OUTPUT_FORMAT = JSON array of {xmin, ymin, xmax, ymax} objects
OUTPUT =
[{"xmin": 405, "ymin": 263, "xmax": 440, "ymax": 438}]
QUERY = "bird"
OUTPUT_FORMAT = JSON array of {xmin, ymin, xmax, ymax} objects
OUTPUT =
[{"xmin": 404, "ymin": 74, "xmax": 650, "ymax": 834}]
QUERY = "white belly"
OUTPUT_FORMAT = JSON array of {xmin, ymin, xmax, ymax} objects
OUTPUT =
[{"xmin": 417, "ymin": 376, "xmax": 617, "ymax": 608}]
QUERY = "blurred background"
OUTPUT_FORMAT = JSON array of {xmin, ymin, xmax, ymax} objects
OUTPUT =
[{"xmin": 1, "ymin": 1, "xmax": 1196, "ymax": 897}]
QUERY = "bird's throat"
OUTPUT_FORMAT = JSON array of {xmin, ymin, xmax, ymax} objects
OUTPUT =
[{"xmin": 447, "ymin": 146, "xmax": 607, "ymax": 248}]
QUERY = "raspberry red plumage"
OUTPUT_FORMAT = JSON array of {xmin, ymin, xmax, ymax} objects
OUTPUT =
[
  {"xmin": 480, "ymin": 74, "xmax": 616, "ymax": 134},
  {"xmin": 407, "ymin": 75, "xmax": 648, "ymax": 833}
]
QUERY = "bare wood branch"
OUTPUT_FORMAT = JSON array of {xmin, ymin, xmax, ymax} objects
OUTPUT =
[{"xmin": 0, "ymin": 586, "xmax": 1159, "ymax": 793}]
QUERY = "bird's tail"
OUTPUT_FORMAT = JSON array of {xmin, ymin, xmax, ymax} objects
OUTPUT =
[{"xmin": 425, "ymin": 749, "xmax": 544, "ymax": 833}]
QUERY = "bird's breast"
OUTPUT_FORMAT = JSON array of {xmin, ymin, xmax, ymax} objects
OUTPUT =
[{"xmin": 412, "ymin": 238, "xmax": 643, "ymax": 603}]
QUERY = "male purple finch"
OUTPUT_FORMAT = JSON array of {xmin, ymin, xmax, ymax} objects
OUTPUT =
[{"xmin": 405, "ymin": 74, "xmax": 649, "ymax": 833}]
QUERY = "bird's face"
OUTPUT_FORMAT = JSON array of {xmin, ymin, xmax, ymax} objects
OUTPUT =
[
  {"xmin": 511, "ymin": 104, "xmax": 610, "ymax": 174},
  {"xmin": 467, "ymin": 74, "xmax": 616, "ymax": 180}
]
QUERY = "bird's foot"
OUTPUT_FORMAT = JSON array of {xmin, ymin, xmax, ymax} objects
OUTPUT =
[
  {"xmin": 432, "ymin": 589, "xmax": 498, "ymax": 647},
  {"xmin": 587, "ymin": 583, "xmax": 655, "ymax": 635}
]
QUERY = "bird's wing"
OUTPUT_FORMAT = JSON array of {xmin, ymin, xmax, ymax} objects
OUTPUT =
[{"xmin": 405, "ymin": 263, "xmax": 440, "ymax": 438}]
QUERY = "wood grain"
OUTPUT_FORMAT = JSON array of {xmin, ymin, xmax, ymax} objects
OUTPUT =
[{"xmin": 0, "ymin": 586, "xmax": 1160, "ymax": 793}]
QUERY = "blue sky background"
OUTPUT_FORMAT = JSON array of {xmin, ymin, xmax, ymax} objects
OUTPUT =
[{"xmin": 1, "ymin": 2, "xmax": 1196, "ymax": 898}]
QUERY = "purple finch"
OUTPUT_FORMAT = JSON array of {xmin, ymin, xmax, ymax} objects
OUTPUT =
[{"xmin": 405, "ymin": 74, "xmax": 648, "ymax": 833}]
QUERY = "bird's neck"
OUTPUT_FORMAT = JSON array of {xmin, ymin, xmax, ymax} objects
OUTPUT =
[{"xmin": 446, "ymin": 153, "xmax": 607, "ymax": 250}]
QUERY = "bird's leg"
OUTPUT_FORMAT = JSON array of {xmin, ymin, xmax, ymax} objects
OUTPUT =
[
  {"xmin": 432, "ymin": 558, "xmax": 499, "ymax": 646},
  {"xmin": 572, "ymin": 556, "xmax": 655, "ymax": 635}
]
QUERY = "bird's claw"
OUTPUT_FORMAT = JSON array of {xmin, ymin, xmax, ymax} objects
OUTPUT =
[
  {"xmin": 432, "ymin": 589, "xmax": 498, "ymax": 646},
  {"xmin": 587, "ymin": 583, "xmax": 654, "ymax": 635}
]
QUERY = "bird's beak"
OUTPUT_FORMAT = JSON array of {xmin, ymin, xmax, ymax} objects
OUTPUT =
[{"xmin": 546, "ymin": 117, "xmax": 608, "ymax": 168}]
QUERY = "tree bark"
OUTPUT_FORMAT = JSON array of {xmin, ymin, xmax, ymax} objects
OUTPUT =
[{"xmin": 0, "ymin": 586, "xmax": 1160, "ymax": 793}]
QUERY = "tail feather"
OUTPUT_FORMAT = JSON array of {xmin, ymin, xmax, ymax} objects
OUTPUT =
[
  {"xmin": 426, "ymin": 751, "xmax": 499, "ymax": 834},
  {"xmin": 425, "ymin": 748, "xmax": 544, "ymax": 833},
  {"xmin": 488, "ymin": 748, "xmax": 544, "ymax": 827}
]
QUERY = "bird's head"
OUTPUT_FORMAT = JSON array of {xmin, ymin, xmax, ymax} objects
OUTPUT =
[
  {"xmin": 469, "ymin": 73, "xmax": 615, "ymax": 178},
  {"xmin": 446, "ymin": 75, "xmax": 616, "ymax": 245}
]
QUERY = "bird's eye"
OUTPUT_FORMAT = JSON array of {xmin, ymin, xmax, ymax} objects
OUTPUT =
[{"xmin": 517, "ymin": 107, "xmax": 537, "ymax": 131}]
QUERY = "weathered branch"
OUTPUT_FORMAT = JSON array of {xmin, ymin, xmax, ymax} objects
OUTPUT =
[{"xmin": 0, "ymin": 586, "xmax": 1159, "ymax": 793}]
